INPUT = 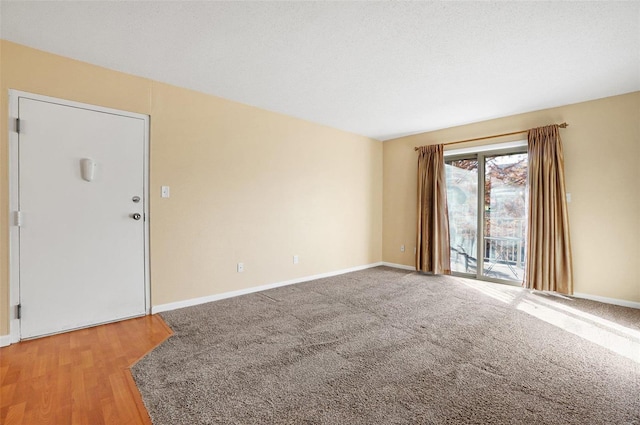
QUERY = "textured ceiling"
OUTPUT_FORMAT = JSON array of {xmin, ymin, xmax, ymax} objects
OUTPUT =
[{"xmin": 1, "ymin": 1, "xmax": 639, "ymax": 140}]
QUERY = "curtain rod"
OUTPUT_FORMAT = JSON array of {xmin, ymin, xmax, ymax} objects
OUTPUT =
[{"xmin": 414, "ymin": 122, "xmax": 569, "ymax": 151}]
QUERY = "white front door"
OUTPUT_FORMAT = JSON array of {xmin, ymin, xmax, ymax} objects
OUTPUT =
[{"xmin": 16, "ymin": 95, "xmax": 147, "ymax": 339}]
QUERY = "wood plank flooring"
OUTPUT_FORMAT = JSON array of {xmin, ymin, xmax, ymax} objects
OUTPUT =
[{"xmin": 0, "ymin": 315, "xmax": 172, "ymax": 425}]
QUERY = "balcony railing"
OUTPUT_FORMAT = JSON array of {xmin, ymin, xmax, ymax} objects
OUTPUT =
[{"xmin": 450, "ymin": 216, "xmax": 526, "ymax": 281}]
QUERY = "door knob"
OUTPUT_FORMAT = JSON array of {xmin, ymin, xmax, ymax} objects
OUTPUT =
[{"xmin": 132, "ymin": 213, "xmax": 141, "ymax": 221}]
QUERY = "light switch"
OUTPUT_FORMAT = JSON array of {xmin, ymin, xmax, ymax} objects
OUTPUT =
[
  {"xmin": 161, "ymin": 186, "xmax": 170, "ymax": 198},
  {"xmin": 566, "ymin": 193, "xmax": 571, "ymax": 203}
]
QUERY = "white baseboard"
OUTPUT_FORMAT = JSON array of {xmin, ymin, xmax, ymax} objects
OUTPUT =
[
  {"xmin": 1, "ymin": 320, "xmax": 20, "ymax": 347},
  {"xmin": 0, "ymin": 334, "xmax": 11, "ymax": 347},
  {"xmin": 573, "ymin": 292, "xmax": 640, "ymax": 310},
  {"xmin": 381, "ymin": 262, "xmax": 416, "ymax": 271},
  {"xmin": 152, "ymin": 262, "xmax": 385, "ymax": 314},
  {"xmin": 377, "ymin": 265, "xmax": 639, "ymax": 309}
]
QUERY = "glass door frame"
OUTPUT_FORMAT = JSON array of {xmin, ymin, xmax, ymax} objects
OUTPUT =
[{"xmin": 445, "ymin": 145, "xmax": 528, "ymax": 287}]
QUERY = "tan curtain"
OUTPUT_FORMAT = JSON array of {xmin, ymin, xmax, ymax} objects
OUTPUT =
[
  {"xmin": 525, "ymin": 125, "xmax": 573, "ymax": 294},
  {"xmin": 416, "ymin": 144, "xmax": 451, "ymax": 274}
]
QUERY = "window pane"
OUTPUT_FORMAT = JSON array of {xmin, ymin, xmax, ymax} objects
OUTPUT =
[
  {"xmin": 445, "ymin": 159, "xmax": 478, "ymax": 274},
  {"xmin": 482, "ymin": 153, "xmax": 527, "ymax": 281}
]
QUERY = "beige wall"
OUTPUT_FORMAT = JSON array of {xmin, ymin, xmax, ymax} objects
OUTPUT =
[
  {"xmin": 383, "ymin": 92, "xmax": 640, "ymax": 303},
  {"xmin": 149, "ymin": 82, "xmax": 382, "ymax": 305},
  {"xmin": 1, "ymin": 40, "xmax": 637, "ymax": 337},
  {"xmin": 0, "ymin": 40, "xmax": 383, "ymax": 334}
]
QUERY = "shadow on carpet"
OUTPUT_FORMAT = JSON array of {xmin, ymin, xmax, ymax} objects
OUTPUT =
[{"xmin": 132, "ymin": 267, "xmax": 640, "ymax": 424}]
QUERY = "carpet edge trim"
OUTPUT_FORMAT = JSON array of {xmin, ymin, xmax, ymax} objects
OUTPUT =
[{"xmin": 151, "ymin": 262, "xmax": 385, "ymax": 314}]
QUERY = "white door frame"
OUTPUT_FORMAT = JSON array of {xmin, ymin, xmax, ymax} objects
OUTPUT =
[{"xmin": 7, "ymin": 89, "xmax": 151, "ymax": 344}]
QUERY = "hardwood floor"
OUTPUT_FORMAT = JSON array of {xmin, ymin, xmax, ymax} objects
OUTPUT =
[{"xmin": 0, "ymin": 315, "xmax": 172, "ymax": 425}]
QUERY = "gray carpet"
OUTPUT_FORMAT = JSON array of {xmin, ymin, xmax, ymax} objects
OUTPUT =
[{"xmin": 132, "ymin": 267, "xmax": 640, "ymax": 424}]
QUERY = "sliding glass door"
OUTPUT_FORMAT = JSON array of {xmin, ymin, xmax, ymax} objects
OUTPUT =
[
  {"xmin": 445, "ymin": 149, "xmax": 528, "ymax": 284},
  {"xmin": 482, "ymin": 152, "xmax": 527, "ymax": 281},
  {"xmin": 446, "ymin": 159, "xmax": 479, "ymax": 275}
]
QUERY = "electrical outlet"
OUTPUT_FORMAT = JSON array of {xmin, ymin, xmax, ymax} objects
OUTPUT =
[
  {"xmin": 293, "ymin": 255, "xmax": 299, "ymax": 264},
  {"xmin": 400, "ymin": 245, "xmax": 405, "ymax": 252},
  {"xmin": 237, "ymin": 262, "xmax": 244, "ymax": 273}
]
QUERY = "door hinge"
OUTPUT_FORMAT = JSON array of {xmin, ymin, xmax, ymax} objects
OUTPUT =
[
  {"xmin": 14, "ymin": 211, "xmax": 23, "ymax": 227},
  {"xmin": 16, "ymin": 304, "xmax": 21, "ymax": 320},
  {"xmin": 15, "ymin": 118, "xmax": 21, "ymax": 134}
]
